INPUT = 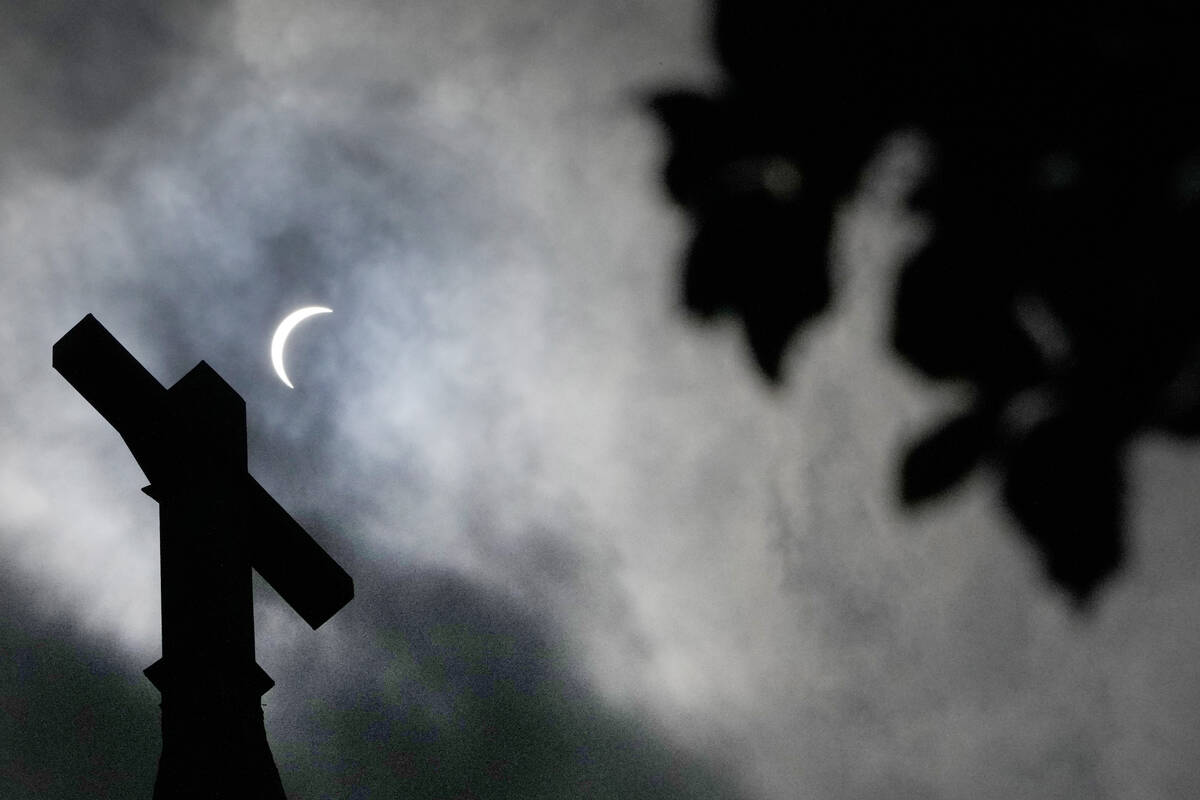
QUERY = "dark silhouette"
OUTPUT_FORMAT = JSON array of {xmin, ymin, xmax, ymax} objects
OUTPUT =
[
  {"xmin": 652, "ymin": 2, "xmax": 1200, "ymax": 604},
  {"xmin": 53, "ymin": 314, "xmax": 354, "ymax": 799}
]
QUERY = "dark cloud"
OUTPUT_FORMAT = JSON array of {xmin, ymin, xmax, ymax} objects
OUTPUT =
[
  {"xmin": 0, "ymin": 0, "xmax": 230, "ymax": 174},
  {"xmin": 269, "ymin": 559, "xmax": 750, "ymax": 799},
  {"xmin": 0, "ymin": 557, "xmax": 748, "ymax": 798},
  {"xmin": 0, "ymin": 567, "xmax": 157, "ymax": 799}
]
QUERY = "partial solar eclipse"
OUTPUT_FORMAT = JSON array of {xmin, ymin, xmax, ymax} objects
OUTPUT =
[{"xmin": 271, "ymin": 306, "xmax": 332, "ymax": 388}]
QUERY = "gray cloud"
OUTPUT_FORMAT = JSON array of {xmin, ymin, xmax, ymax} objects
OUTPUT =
[
  {"xmin": 0, "ymin": 0, "xmax": 229, "ymax": 176},
  {"xmin": 3, "ymin": 1, "xmax": 1200, "ymax": 799}
]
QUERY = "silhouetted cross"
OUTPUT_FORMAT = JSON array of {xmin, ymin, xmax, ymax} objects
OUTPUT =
[{"xmin": 54, "ymin": 314, "xmax": 354, "ymax": 799}]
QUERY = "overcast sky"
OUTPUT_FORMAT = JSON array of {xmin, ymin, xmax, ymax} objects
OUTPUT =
[{"xmin": 3, "ymin": 2, "xmax": 1200, "ymax": 798}]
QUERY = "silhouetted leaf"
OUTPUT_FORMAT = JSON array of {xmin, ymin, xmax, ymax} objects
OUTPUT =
[
  {"xmin": 901, "ymin": 411, "xmax": 992, "ymax": 504},
  {"xmin": 1002, "ymin": 417, "xmax": 1123, "ymax": 605},
  {"xmin": 648, "ymin": 92, "xmax": 726, "ymax": 209}
]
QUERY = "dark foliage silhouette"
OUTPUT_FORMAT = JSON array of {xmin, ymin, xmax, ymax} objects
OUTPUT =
[{"xmin": 652, "ymin": 2, "xmax": 1200, "ymax": 603}]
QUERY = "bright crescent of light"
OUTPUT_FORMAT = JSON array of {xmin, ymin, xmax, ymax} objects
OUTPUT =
[{"xmin": 271, "ymin": 306, "xmax": 332, "ymax": 389}]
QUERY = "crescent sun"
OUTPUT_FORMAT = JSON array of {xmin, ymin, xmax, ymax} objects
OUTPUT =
[{"xmin": 271, "ymin": 306, "xmax": 332, "ymax": 388}]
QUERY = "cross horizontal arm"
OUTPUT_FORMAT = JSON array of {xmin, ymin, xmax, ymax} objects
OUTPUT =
[
  {"xmin": 52, "ymin": 314, "xmax": 169, "ymax": 481},
  {"xmin": 247, "ymin": 477, "xmax": 354, "ymax": 629}
]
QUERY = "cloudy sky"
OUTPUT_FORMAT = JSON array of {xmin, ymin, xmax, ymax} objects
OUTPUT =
[{"xmin": 3, "ymin": 2, "xmax": 1200, "ymax": 798}]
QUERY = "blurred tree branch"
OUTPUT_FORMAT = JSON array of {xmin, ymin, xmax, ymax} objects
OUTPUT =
[{"xmin": 651, "ymin": 2, "xmax": 1200, "ymax": 604}]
